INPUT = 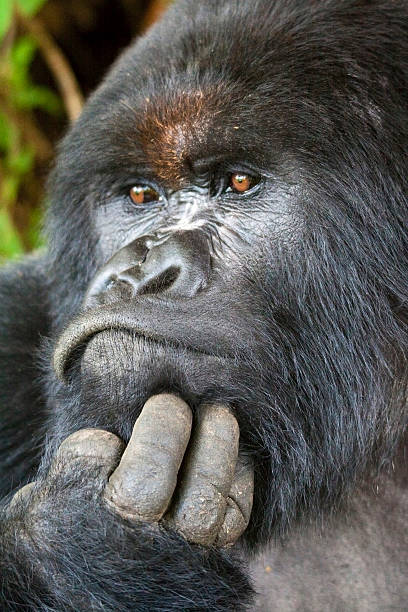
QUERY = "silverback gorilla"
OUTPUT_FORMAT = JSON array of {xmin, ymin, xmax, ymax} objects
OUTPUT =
[{"xmin": 1, "ymin": 0, "xmax": 408, "ymax": 610}]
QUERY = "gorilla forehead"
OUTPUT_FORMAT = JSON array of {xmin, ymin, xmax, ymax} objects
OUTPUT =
[
  {"xmin": 76, "ymin": 83, "xmax": 278, "ymax": 189},
  {"xmin": 136, "ymin": 88, "xmax": 246, "ymax": 189}
]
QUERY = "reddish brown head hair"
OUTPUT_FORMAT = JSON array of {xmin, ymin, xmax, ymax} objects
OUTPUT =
[{"xmin": 138, "ymin": 88, "xmax": 222, "ymax": 188}]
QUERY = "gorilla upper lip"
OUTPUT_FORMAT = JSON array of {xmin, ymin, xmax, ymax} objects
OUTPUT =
[{"xmin": 53, "ymin": 295, "xmax": 256, "ymax": 383}]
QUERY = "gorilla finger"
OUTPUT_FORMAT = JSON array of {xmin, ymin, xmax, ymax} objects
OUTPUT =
[
  {"xmin": 51, "ymin": 429, "xmax": 125, "ymax": 481},
  {"xmin": 216, "ymin": 457, "xmax": 254, "ymax": 547},
  {"xmin": 8, "ymin": 482, "xmax": 36, "ymax": 510},
  {"xmin": 104, "ymin": 394, "xmax": 192, "ymax": 521},
  {"xmin": 164, "ymin": 403, "xmax": 239, "ymax": 546}
]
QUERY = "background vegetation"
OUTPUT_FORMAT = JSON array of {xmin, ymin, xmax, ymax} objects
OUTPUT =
[{"xmin": 0, "ymin": 0, "xmax": 170, "ymax": 261}]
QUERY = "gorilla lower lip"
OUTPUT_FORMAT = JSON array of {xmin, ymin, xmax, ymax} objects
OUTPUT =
[{"xmin": 53, "ymin": 297, "xmax": 256, "ymax": 383}]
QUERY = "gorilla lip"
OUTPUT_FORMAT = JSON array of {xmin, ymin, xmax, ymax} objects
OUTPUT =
[{"xmin": 53, "ymin": 298, "xmax": 256, "ymax": 384}]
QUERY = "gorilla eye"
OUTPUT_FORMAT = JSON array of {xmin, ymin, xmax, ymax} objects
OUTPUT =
[
  {"xmin": 129, "ymin": 185, "xmax": 160, "ymax": 205},
  {"xmin": 229, "ymin": 173, "xmax": 259, "ymax": 194}
]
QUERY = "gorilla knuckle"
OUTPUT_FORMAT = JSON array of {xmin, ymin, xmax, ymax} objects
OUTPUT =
[
  {"xmin": 56, "ymin": 429, "xmax": 124, "ymax": 464},
  {"xmin": 8, "ymin": 482, "xmax": 37, "ymax": 513}
]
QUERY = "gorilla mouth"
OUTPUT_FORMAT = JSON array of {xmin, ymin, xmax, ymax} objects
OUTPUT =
[{"xmin": 53, "ymin": 296, "xmax": 256, "ymax": 383}]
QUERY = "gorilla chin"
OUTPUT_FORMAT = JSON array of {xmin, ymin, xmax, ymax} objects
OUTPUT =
[{"xmin": 78, "ymin": 328, "xmax": 239, "ymax": 421}]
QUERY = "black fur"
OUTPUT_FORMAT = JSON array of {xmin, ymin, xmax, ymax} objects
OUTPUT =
[{"xmin": 1, "ymin": 0, "xmax": 408, "ymax": 609}]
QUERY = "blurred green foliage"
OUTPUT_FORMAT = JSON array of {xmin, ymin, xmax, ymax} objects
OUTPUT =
[
  {"xmin": 0, "ymin": 0, "xmax": 61, "ymax": 260},
  {"xmin": 0, "ymin": 0, "xmax": 46, "ymax": 38}
]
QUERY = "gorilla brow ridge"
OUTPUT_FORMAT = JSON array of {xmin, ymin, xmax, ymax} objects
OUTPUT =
[{"xmin": 137, "ymin": 88, "xmax": 223, "ymax": 188}]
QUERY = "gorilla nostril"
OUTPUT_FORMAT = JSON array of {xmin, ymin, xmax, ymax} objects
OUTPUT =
[{"xmin": 138, "ymin": 266, "xmax": 180, "ymax": 296}]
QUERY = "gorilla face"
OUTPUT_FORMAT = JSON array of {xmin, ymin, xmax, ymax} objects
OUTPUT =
[
  {"xmin": 53, "ymin": 146, "xmax": 295, "ymax": 411},
  {"xmin": 47, "ymin": 0, "xmax": 408, "ymax": 543}
]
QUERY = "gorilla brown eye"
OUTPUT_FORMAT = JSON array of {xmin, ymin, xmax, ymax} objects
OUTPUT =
[
  {"xmin": 129, "ymin": 185, "xmax": 160, "ymax": 205},
  {"xmin": 229, "ymin": 173, "xmax": 257, "ymax": 193}
]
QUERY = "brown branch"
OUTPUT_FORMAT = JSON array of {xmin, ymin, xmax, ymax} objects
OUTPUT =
[{"xmin": 18, "ymin": 12, "xmax": 84, "ymax": 122}]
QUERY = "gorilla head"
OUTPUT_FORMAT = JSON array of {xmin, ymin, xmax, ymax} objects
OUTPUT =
[{"xmin": 45, "ymin": 0, "xmax": 408, "ymax": 549}]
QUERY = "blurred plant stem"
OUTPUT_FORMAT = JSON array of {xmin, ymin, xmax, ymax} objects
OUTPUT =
[
  {"xmin": 0, "ymin": 0, "xmax": 83, "ymax": 259},
  {"xmin": 19, "ymin": 12, "xmax": 83, "ymax": 121}
]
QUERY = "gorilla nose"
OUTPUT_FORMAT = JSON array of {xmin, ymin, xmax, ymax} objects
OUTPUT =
[{"xmin": 84, "ymin": 231, "xmax": 211, "ymax": 305}]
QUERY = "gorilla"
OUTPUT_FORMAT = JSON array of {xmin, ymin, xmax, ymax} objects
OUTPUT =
[{"xmin": 1, "ymin": 0, "xmax": 407, "ymax": 610}]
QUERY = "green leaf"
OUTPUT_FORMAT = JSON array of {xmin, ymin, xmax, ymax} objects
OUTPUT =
[
  {"xmin": 16, "ymin": 0, "xmax": 47, "ymax": 17},
  {"xmin": 9, "ymin": 36, "xmax": 62, "ymax": 113},
  {"xmin": 14, "ymin": 84, "xmax": 62, "ymax": 113},
  {"xmin": 0, "ymin": 111, "xmax": 13, "ymax": 151},
  {"xmin": 0, "ymin": 208, "xmax": 23, "ymax": 259},
  {"xmin": 8, "ymin": 147, "xmax": 34, "ymax": 175},
  {"xmin": 1, "ymin": 174, "xmax": 20, "ymax": 206},
  {"xmin": 10, "ymin": 35, "xmax": 37, "ymax": 86},
  {"xmin": 0, "ymin": 0, "xmax": 13, "ymax": 41}
]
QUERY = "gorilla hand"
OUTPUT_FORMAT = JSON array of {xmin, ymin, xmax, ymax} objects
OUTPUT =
[
  {"xmin": 105, "ymin": 394, "xmax": 253, "ymax": 547},
  {"xmin": 3, "ymin": 394, "xmax": 255, "ymax": 609},
  {"xmin": 10, "ymin": 394, "xmax": 253, "ymax": 549}
]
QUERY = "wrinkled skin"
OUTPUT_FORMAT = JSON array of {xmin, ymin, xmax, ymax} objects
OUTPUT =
[{"xmin": 1, "ymin": 1, "xmax": 408, "ymax": 610}]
